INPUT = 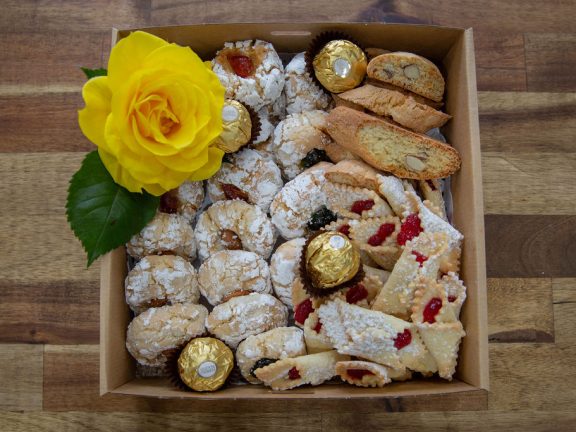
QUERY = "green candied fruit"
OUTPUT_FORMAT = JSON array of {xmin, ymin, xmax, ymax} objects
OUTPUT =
[
  {"xmin": 250, "ymin": 358, "xmax": 278, "ymax": 378},
  {"xmin": 307, "ymin": 206, "xmax": 337, "ymax": 231},
  {"xmin": 300, "ymin": 148, "xmax": 330, "ymax": 169}
]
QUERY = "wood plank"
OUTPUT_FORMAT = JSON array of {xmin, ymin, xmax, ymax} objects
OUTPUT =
[
  {"xmin": 487, "ymin": 278, "xmax": 554, "ymax": 343},
  {"xmin": 482, "ymin": 153, "xmax": 576, "ymax": 215},
  {"xmin": 42, "ymin": 345, "xmax": 486, "ymax": 412},
  {"xmin": 526, "ymin": 33, "xmax": 576, "ymax": 92},
  {"xmin": 0, "ymin": 344, "xmax": 43, "ymax": 411},
  {"xmin": 474, "ymin": 34, "xmax": 527, "ymax": 91},
  {"xmin": 479, "ymin": 92, "xmax": 576, "ymax": 153},
  {"xmin": 552, "ymin": 278, "xmax": 576, "ymax": 344},
  {"xmin": 485, "ymin": 215, "xmax": 576, "ymax": 278}
]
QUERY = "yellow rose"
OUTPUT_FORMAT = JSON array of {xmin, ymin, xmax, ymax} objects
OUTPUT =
[{"xmin": 78, "ymin": 31, "xmax": 225, "ymax": 195}]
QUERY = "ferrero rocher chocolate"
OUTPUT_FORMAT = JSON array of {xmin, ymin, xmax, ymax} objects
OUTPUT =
[
  {"xmin": 177, "ymin": 337, "xmax": 234, "ymax": 391},
  {"xmin": 305, "ymin": 232, "xmax": 361, "ymax": 289},
  {"xmin": 213, "ymin": 99, "xmax": 252, "ymax": 153},
  {"xmin": 312, "ymin": 40, "xmax": 367, "ymax": 93}
]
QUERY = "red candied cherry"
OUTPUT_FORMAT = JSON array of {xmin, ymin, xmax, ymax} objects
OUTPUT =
[
  {"xmin": 347, "ymin": 369, "xmax": 375, "ymax": 380},
  {"xmin": 313, "ymin": 320, "xmax": 323, "ymax": 333},
  {"xmin": 423, "ymin": 297, "xmax": 443, "ymax": 324},
  {"xmin": 426, "ymin": 179, "xmax": 437, "ymax": 191},
  {"xmin": 338, "ymin": 224, "xmax": 351, "ymax": 237},
  {"xmin": 288, "ymin": 367, "xmax": 301, "ymax": 380},
  {"xmin": 393, "ymin": 328, "xmax": 412, "ymax": 350},
  {"xmin": 412, "ymin": 251, "xmax": 428, "ymax": 267},
  {"xmin": 397, "ymin": 213, "xmax": 423, "ymax": 245},
  {"xmin": 448, "ymin": 295, "xmax": 457, "ymax": 303},
  {"xmin": 378, "ymin": 223, "xmax": 396, "ymax": 239},
  {"xmin": 294, "ymin": 298, "xmax": 314, "ymax": 325},
  {"xmin": 350, "ymin": 199, "xmax": 374, "ymax": 215},
  {"xmin": 228, "ymin": 54, "xmax": 254, "ymax": 78},
  {"xmin": 368, "ymin": 233, "xmax": 384, "ymax": 246},
  {"xmin": 345, "ymin": 283, "xmax": 368, "ymax": 304},
  {"xmin": 159, "ymin": 190, "xmax": 179, "ymax": 214}
]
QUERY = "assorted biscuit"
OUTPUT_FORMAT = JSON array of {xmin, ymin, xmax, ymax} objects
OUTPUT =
[{"xmin": 123, "ymin": 36, "xmax": 468, "ymax": 392}]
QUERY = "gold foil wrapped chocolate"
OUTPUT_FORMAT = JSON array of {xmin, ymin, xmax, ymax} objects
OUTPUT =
[
  {"xmin": 213, "ymin": 100, "xmax": 252, "ymax": 153},
  {"xmin": 305, "ymin": 232, "xmax": 361, "ymax": 289},
  {"xmin": 178, "ymin": 337, "xmax": 234, "ymax": 391},
  {"xmin": 312, "ymin": 40, "xmax": 367, "ymax": 93}
]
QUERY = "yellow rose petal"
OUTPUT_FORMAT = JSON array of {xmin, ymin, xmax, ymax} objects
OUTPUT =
[
  {"xmin": 78, "ymin": 76, "xmax": 112, "ymax": 148},
  {"xmin": 158, "ymin": 145, "xmax": 210, "ymax": 172},
  {"xmin": 188, "ymin": 147, "xmax": 224, "ymax": 181},
  {"xmin": 98, "ymin": 148, "xmax": 144, "ymax": 193}
]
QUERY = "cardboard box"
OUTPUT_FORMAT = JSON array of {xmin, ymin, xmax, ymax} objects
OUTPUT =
[{"xmin": 100, "ymin": 23, "xmax": 488, "ymax": 400}]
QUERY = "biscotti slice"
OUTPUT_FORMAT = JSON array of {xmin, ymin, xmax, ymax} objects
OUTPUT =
[
  {"xmin": 338, "ymin": 84, "xmax": 451, "ymax": 133},
  {"xmin": 326, "ymin": 106, "xmax": 461, "ymax": 179},
  {"xmin": 324, "ymin": 159, "xmax": 380, "ymax": 191},
  {"xmin": 367, "ymin": 52, "xmax": 445, "ymax": 102}
]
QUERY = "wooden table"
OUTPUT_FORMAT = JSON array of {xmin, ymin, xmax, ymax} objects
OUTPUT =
[{"xmin": 1, "ymin": 1, "xmax": 575, "ymax": 430}]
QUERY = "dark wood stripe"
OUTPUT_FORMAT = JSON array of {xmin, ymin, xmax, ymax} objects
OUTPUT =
[{"xmin": 526, "ymin": 33, "xmax": 576, "ymax": 92}]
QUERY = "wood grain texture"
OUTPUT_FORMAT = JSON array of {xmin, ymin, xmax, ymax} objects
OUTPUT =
[
  {"xmin": 485, "ymin": 215, "xmax": 576, "ymax": 278},
  {"xmin": 525, "ymin": 33, "xmax": 576, "ymax": 92},
  {"xmin": 474, "ymin": 34, "xmax": 527, "ymax": 91},
  {"xmin": 552, "ymin": 278, "xmax": 576, "ymax": 344},
  {"xmin": 0, "ymin": 344, "xmax": 43, "ymax": 411},
  {"xmin": 487, "ymin": 278, "xmax": 554, "ymax": 343}
]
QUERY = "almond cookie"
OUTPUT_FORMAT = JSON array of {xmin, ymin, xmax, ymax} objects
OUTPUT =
[
  {"xmin": 206, "ymin": 148, "xmax": 283, "ymax": 213},
  {"xmin": 125, "ymin": 255, "xmax": 200, "ymax": 315},
  {"xmin": 197, "ymin": 250, "xmax": 272, "ymax": 306},
  {"xmin": 254, "ymin": 350, "xmax": 349, "ymax": 390},
  {"xmin": 367, "ymin": 52, "xmax": 445, "ymax": 102},
  {"xmin": 255, "ymin": 93, "xmax": 286, "ymax": 144},
  {"xmin": 212, "ymin": 40, "xmax": 284, "ymax": 111},
  {"xmin": 284, "ymin": 52, "xmax": 332, "ymax": 114},
  {"xmin": 236, "ymin": 327, "xmax": 306, "ymax": 384},
  {"xmin": 159, "ymin": 180, "xmax": 205, "ymax": 223},
  {"xmin": 272, "ymin": 110, "xmax": 333, "ymax": 180},
  {"xmin": 270, "ymin": 237, "xmax": 307, "ymax": 308},
  {"xmin": 206, "ymin": 293, "xmax": 288, "ymax": 348},
  {"xmin": 335, "ymin": 360, "xmax": 411, "ymax": 388},
  {"xmin": 126, "ymin": 213, "xmax": 196, "ymax": 260},
  {"xmin": 194, "ymin": 200, "xmax": 277, "ymax": 261},
  {"xmin": 323, "ymin": 182, "xmax": 393, "ymax": 220},
  {"xmin": 270, "ymin": 162, "xmax": 332, "ymax": 239},
  {"xmin": 125, "ymin": 303, "xmax": 208, "ymax": 367}
]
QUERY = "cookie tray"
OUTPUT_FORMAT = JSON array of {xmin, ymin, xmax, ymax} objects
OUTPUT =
[{"xmin": 100, "ymin": 22, "xmax": 488, "ymax": 400}]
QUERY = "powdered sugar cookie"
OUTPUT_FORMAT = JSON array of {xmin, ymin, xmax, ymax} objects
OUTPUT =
[
  {"xmin": 272, "ymin": 110, "xmax": 333, "ymax": 179},
  {"xmin": 159, "ymin": 181, "xmax": 205, "ymax": 223},
  {"xmin": 206, "ymin": 293, "xmax": 288, "ymax": 348},
  {"xmin": 270, "ymin": 162, "xmax": 332, "ymax": 239},
  {"xmin": 126, "ymin": 303, "xmax": 208, "ymax": 367},
  {"xmin": 212, "ymin": 40, "xmax": 284, "ymax": 111},
  {"xmin": 194, "ymin": 200, "xmax": 276, "ymax": 261},
  {"xmin": 206, "ymin": 148, "xmax": 283, "ymax": 213},
  {"xmin": 269, "ymin": 237, "xmax": 306, "ymax": 308},
  {"xmin": 126, "ymin": 213, "xmax": 196, "ymax": 260},
  {"xmin": 197, "ymin": 250, "xmax": 272, "ymax": 306},
  {"xmin": 284, "ymin": 52, "xmax": 332, "ymax": 114},
  {"xmin": 125, "ymin": 255, "xmax": 199, "ymax": 315}
]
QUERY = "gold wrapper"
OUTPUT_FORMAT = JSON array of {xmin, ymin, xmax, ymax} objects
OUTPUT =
[
  {"xmin": 213, "ymin": 100, "xmax": 252, "ymax": 153},
  {"xmin": 178, "ymin": 337, "xmax": 234, "ymax": 392},
  {"xmin": 305, "ymin": 232, "xmax": 361, "ymax": 289},
  {"xmin": 312, "ymin": 40, "xmax": 367, "ymax": 93}
]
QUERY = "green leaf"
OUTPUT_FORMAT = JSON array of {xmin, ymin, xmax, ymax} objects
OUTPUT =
[
  {"xmin": 81, "ymin": 67, "xmax": 107, "ymax": 79},
  {"xmin": 66, "ymin": 151, "xmax": 159, "ymax": 267}
]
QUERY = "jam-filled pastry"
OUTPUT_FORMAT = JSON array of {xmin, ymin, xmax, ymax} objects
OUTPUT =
[
  {"xmin": 284, "ymin": 52, "xmax": 332, "ymax": 114},
  {"xmin": 270, "ymin": 162, "xmax": 332, "ymax": 239},
  {"xmin": 159, "ymin": 180, "xmax": 205, "ymax": 223},
  {"xmin": 371, "ymin": 232, "xmax": 449, "ymax": 320},
  {"xmin": 254, "ymin": 350, "xmax": 350, "ymax": 390},
  {"xmin": 125, "ymin": 255, "xmax": 200, "ymax": 315},
  {"xmin": 419, "ymin": 179, "xmax": 447, "ymax": 221},
  {"xmin": 270, "ymin": 237, "xmax": 306, "ymax": 308},
  {"xmin": 272, "ymin": 110, "xmax": 333, "ymax": 180},
  {"xmin": 292, "ymin": 278, "xmax": 313, "ymax": 328},
  {"xmin": 376, "ymin": 174, "xmax": 414, "ymax": 217},
  {"xmin": 127, "ymin": 213, "xmax": 196, "ymax": 260},
  {"xmin": 324, "ymin": 159, "xmax": 380, "ymax": 192},
  {"xmin": 302, "ymin": 312, "xmax": 334, "ymax": 354},
  {"xmin": 236, "ymin": 327, "xmax": 306, "ymax": 384},
  {"xmin": 194, "ymin": 200, "xmax": 277, "ymax": 261},
  {"xmin": 322, "ymin": 218, "xmax": 378, "ymax": 267},
  {"xmin": 126, "ymin": 304, "xmax": 208, "ymax": 367},
  {"xmin": 335, "ymin": 360, "xmax": 411, "ymax": 388},
  {"xmin": 363, "ymin": 265, "xmax": 391, "ymax": 286},
  {"xmin": 320, "ymin": 273, "xmax": 384, "ymax": 309},
  {"xmin": 440, "ymin": 272, "xmax": 467, "ymax": 320},
  {"xmin": 349, "ymin": 216, "xmax": 402, "ymax": 270},
  {"xmin": 212, "ymin": 40, "xmax": 284, "ymax": 111},
  {"xmin": 206, "ymin": 148, "xmax": 283, "ymax": 213},
  {"xmin": 411, "ymin": 277, "xmax": 457, "ymax": 324},
  {"xmin": 206, "ymin": 293, "xmax": 288, "ymax": 348},
  {"xmin": 197, "ymin": 250, "xmax": 272, "ymax": 306},
  {"xmin": 318, "ymin": 299, "xmax": 437, "ymax": 372},
  {"xmin": 323, "ymin": 182, "xmax": 393, "ymax": 220}
]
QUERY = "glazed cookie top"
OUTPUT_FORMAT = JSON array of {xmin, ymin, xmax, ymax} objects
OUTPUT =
[
  {"xmin": 284, "ymin": 52, "xmax": 332, "ymax": 115},
  {"xmin": 125, "ymin": 255, "xmax": 199, "ymax": 315},
  {"xmin": 126, "ymin": 213, "xmax": 196, "ymax": 260},
  {"xmin": 206, "ymin": 148, "xmax": 283, "ymax": 213},
  {"xmin": 197, "ymin": 250, "xmax": 272, "ymax": 306},
  {"xmin": 194, "ymin": 200, "xmax": 277, "ymax": 261},
  {"xmin": 212, "ymin": 40, "xmax": 284, "ymax": 111}
]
